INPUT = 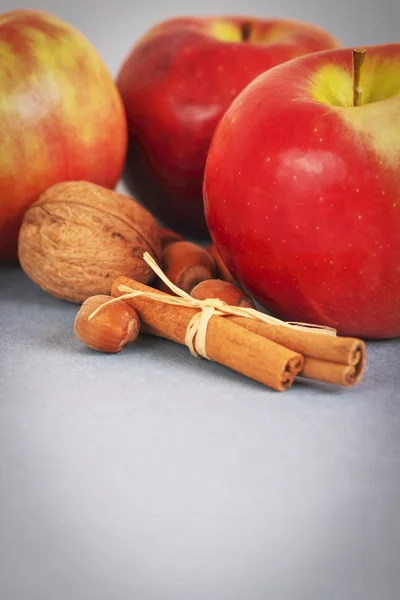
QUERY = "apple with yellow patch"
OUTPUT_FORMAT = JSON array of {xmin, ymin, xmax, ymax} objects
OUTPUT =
[
  {"xmin": 0, "ymin": 10, "xmax": 127, "ymax": 263},
  {"xmin": 117, "ymin": 16, "xmax": 341, "ymax": 237},
  {"xmin": 204, "ymin": 44, "xmax": 400, "ymax": 338}
]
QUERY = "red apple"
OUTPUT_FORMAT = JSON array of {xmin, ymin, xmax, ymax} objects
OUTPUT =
[
  {"xmin": 117, "ymin": 16, "xmax": 341, "ymax": 237},
  {"xmin": 204, "ymin": 44, "xmax": 400, "ymax": 339},
  {"xmin": 0, "ymin": 10, "xmax": 127, "ymax": 263}
]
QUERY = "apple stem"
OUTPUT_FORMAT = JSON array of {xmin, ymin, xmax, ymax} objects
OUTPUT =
[
  {"xmin": 241, "ymin": 22, "xmax": 252, "ymax": 41},
  {"xmin": 352, "ymin": 48, "xmax": 366, "ymax": 107}
]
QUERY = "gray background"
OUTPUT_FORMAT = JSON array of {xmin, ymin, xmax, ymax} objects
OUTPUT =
[{"xmin": 1, "ymin": 0, "xmax": 400, "ymax": 599}]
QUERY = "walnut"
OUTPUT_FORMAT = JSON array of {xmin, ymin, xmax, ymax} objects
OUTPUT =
[{"xmin": 18, "ymin": 181, "xmax": 161, "ymax": 303}]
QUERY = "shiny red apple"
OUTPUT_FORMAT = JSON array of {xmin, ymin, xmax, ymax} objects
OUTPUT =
[
  {"xmin": 204, "ymin": 44, "xmax": 400, "ymax": 339},
  {"xmin": 0, "ymin": 10, "xmax": 127, "ymax": 263},
  {"xmin": 117, "ymin": 16, "xmax": 341, "ymax": 237}
]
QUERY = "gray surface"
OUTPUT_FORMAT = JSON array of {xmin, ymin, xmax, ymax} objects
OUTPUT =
[
  {"xmin": 1, "ymin": 267, "xmax": 400, "ymax": 600},
  {"xmin": 1, "ymin": 0, "xmax": 400, "ymax": 599}
]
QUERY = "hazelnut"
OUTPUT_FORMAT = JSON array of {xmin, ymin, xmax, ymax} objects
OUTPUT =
[
  {"xmin": 158, "ymin": 240, "xmax": 216, "ymax": 294},
  {"xmin": 158, "ymin": 227, "xmax": 184, "ymax": 249},
  {"xmin": 18, "ymin": 181, "xmax": 161, "ymax": 303},
  {"xmin": 207, "ymin": 244, "xmax": 236, "ymax": 285},
  {"xmin": 74, "ymin": 294, "xmax": 140, "ymax": 353},
  {"xmin": 191, "ymin": 279, "xmax": 256, "ymax": 309}
]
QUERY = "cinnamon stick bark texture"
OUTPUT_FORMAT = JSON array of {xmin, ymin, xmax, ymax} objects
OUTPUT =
[
  {"xmin": 111, "ymin": 277, "xmax": 304, "ymax": 391},
  {"xmin": 227, "ymin": 316, "xmax": 366, "ymax": 387},
  {"xmin": 300, "ymin": 356, "xmax": 365, "ymax": 387},
  {"xmin": 227, "ymin": 316, "xmax": 365, "ymax": 365}
]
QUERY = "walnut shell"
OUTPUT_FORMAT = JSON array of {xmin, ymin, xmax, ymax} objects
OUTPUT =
[{"xmin": 18, "ymin": 181, "xmax": 161, "ymax": 303}]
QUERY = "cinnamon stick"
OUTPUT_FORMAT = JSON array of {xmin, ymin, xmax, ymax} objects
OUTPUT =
[
  {"xmin": 227, "ymin": 316, "xmax": 366, "ymax": 387},
  {"xmin": 227, "ymin": 316, "xmax": 365, "ymax": 365},
  {"xmin": 300, "ymin": 356, "xmax": 365, "ymax": 387},
  {"xmin": 111, "ymin": 276, "xmax": 304, "ymax": 392}
]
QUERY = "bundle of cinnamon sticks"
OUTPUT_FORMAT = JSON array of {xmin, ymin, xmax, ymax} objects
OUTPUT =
[{"xmin": 110, "ymin": 272, "xmax": 366, "ymax": 392}]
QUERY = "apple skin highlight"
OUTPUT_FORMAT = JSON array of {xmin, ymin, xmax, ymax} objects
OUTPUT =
[
  {"xmin": 117, "ymin": 16, "xmax": 341, "ymax": 237},
  {"xmin": 204, "ymin": 44, "xmax": 400, "ymax": 339}
]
